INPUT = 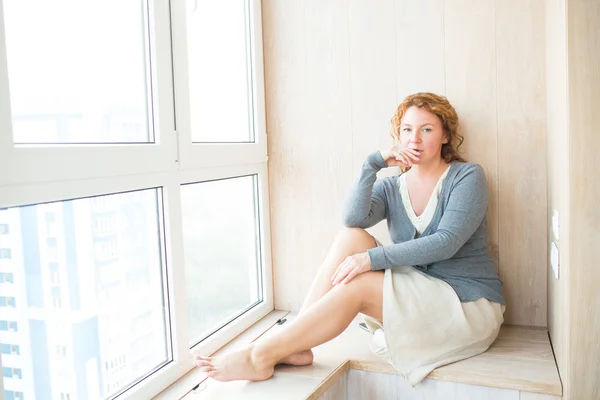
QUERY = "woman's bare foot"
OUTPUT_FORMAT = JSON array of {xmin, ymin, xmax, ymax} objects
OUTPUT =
[
  {"xmin": 193, "ymin": 346, "xmax": 275, "ymax": 382},
  {"xmin": 277, "ymin": 350, "xmax": 314, "ymax": 366}
]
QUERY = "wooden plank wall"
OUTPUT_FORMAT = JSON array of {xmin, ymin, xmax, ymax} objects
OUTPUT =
[
  {"xmin": 263, "ymin": 0, "xmax": 547, "ymax": 326},
  {"xmin": 545, "ymin": 0, "xmax": 569, "ymax": 389},
  {"xmin": 566, "ymin": 0, "xmax": 600, "ymax": 398},
  {"xmin": 318, "ymin": 370, "xmax": 561, "ymax": 400}
]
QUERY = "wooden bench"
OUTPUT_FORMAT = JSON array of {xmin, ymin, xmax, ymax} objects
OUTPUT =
[{"xmin": 154, "ymin": 311, "xmax": 562, "ymax": 399}]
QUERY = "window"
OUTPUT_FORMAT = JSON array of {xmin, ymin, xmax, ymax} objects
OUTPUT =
[
  {"xmin": 181, "ymin": 175, "xmax": 263, "ymax": 343},
  {"xmin": 1, "ymin": 344, "xmax": 20, "ymax": 355},
  {"xmin": 94, "ymin": 238, "xmax": 119, "ymax": 262},
  {"xmin": 56, "ymin": 345, "xmax": 67, "ymax": 357},
  {"xmin": 0, "ymin": 320, "xmax": 18, "ymax": 331},
  {"xmin": 94, "ymin": 215, "xmax": 116, "ymax": 237},
  {"xmin": 51, "ymin": 295, "xmax": 62, "ymax": 309},
  {"xmin": 0, "ymin": 0, "xmax": 270, "ymax": 399},
  {"xmin": 0, "ymin": 296, "xmax": 16, "ymax": 307},
  {"xmin": 186, "ymin": 1, "xmax": 254, "ymax": 143},
  {"xmin": 5, "ymin": 391, "xmax": 24, "ymax": 400},
  {"xmin": 0, "ymin": 224, "xmax": 8, "ymax": 234},
  {"xmin": 47, "ymin": 237, "xmax": 59, "ymax": 260},
  {"xmin": 4, "ymin": 2, "xmax": 151, "ymax": 144},
  {"xmin": 46, "ymin": 216, "xmax": 58, "ymax": 237},
  {"xmin": 2, "ymin": 368, "xmax": 22, "ymax": 379},
  {"xmin": 0, "ymin": 272, "xmax": 14, "ymax": 283}
]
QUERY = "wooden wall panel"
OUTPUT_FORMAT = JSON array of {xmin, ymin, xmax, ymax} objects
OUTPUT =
[
  {"xmin": 263, "ymin": 1, "xmax": 549, "ymax": 327},
  {"xmin": 263, "ymin": 0, "xmax": 308, "ymax": 312},
  {"xmin": 496, "ymin": 0, "xmax": 547, "ymax": 327},
  {"xmin": 395, "ymin": 0, "xmax": 445, "ymax": 99},
  {"xmin": 349, "ymin": 0, "xmax": 397, "ymax": 245},
  {"xmin": 317, "ymin": 373, "xmax": 347, "ymax": 400},
  {"xmin": 545, "ymin": 0, "xmax": 568, "ymax": 385},
  {"xmin": 264, "ymin": 0, "xmax": 354, "ymax": 311},
  {"xmin": 444, "ymin": 0, "xmax": 499, "ymax": 268},
  {"xmin": 567, "ymin": 0, "xmax": 600, "ymax": 398},
  {"xmin": 346, "ymin": 369, "xmax": 521, "ymax": 400}
]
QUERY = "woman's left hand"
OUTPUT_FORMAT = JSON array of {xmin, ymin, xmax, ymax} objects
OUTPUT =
[{"xmin": 331, "ymin": 252, "xmax": 372, "ymax": 286}]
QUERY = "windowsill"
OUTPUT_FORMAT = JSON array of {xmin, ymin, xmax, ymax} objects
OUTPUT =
[
  {"xmin": 153, "ymin": 310, "xmax": 289, "ymax": 400},
  {"xmin": 153, "ymin": 311, "xmax": 562, "ymax": 400}
]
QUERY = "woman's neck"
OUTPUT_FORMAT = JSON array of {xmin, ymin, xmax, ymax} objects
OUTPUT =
[{"xmin": 409, "ymin": 158, "xmax": 449, "ymax": 180}]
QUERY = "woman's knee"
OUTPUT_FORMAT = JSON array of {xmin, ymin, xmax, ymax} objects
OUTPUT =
[
  {"xmin": 354, "ymin": 272, "xmax": 384, "ymax": 318},
  {"xmin": 332, "ymin": 271, "xmax": 384, "ymax": 318}
]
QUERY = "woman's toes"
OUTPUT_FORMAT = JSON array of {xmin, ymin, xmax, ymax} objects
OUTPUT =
[{"xmin": 194, "ymin": 358, "xmax": 212, "ymax": 368}]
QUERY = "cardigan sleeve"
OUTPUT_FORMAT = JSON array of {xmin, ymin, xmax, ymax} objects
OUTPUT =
[{"xmin": 342, "ymin": 151, "xmax": 389, "ymax": 229}]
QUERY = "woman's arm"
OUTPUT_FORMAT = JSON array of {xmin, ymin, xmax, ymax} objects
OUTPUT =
[
  {"xmin": 367, "ymin": 164, "xmax": 489, "ymax": 270},
  {"xmin": 341, "ymin": 152, "xmax": 389, "ymax": 228}
]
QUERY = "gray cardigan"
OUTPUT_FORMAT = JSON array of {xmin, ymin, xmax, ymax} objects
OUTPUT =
[{"xmin": 342, "ymin": 151, "xmax": 504, "ymax": 305}]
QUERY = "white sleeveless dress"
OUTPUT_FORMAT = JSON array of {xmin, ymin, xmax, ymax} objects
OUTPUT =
[{"xmin": 361, "ymin": 168, "xmax": 505, "ymax": 385}]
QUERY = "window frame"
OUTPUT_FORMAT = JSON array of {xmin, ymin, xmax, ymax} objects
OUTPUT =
[
  {"xmin": 0, "ymin": 0, "xmax": 273, "ymax": 399},
  {"xmin": 170, "ymin": 0, "xmax": 268, "ymax": 170},
  {"xmin": 0, "ymin": 0, "xmax": 178, "ymax": 187}
]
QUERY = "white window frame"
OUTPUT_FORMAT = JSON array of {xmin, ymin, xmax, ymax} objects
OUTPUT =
[
  {"xmin": 0, "ymin": 0, "xmax": 177, "ymax": 186},
  {"xmin": 170, "ymin": 0, "xmax": 268, "ymax": 170},
  {"xmin": 0, "ymin": 0, "xmax": 273, "ymax": 399}
]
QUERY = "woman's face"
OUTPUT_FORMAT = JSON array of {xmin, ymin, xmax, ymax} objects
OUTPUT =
[{"xmin": 398, "ymin": 106, "xmax": 448, "ymax": 165}]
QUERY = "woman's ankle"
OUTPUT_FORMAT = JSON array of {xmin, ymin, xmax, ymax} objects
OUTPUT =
[{"xmin": 249, "ymin": 342, "xmax": 279, "ymax": 370}]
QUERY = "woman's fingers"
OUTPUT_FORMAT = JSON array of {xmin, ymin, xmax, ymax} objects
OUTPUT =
[
  {"xmin": 392, "ymin": 150, "xmax": 411, "ymax": 166},
  {"xmin": 382, "ymin": 146, "xmax": 421, "ymax": 167},
  {"xmin": 332, "ymin": 259, "xmax": 352, "ymax": 286},
  {"xmin": 402, "ymin": 149, "xmax": 420, "ymax": 161},
  {"xmin": 342, "ymin": 268, "xmax": 358, "ymax": 284},
  {"xmin": 332, "ymin": 268, "xmax": 348, "ymax": 286},
  {"xmin": 330, "ymin": 262, "xmax": 344, "ymax": 285}
]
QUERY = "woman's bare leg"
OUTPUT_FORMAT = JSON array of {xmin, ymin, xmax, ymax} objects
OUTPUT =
[
  {"xmin": 300, "ymin": 227, "xmax": 378, "ymax": 313},
  {"xmin": 276, "ymin": 227, "xmax": 377, "ymax": 366},
  {"xmin": 194, "ymin": 270, "xmax": 384, "ymax": 382}
]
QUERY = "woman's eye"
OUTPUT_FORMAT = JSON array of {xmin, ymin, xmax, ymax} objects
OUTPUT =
[
  {"xmin": 423, "ymin": 128, "xmax": 432, "ymax": 133},
  {"xmin": 402, "ymin": 128, "xmax": 411, "ymax": 132}
]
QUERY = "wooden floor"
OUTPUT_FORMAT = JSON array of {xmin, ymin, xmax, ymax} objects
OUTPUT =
[{"xmin": 153, "ymin": 311, "xmax": 562, "ymax": 400}]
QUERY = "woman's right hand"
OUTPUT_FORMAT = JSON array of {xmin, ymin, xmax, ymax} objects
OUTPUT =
[{"xmin": 380, "ymin": 145, "xmax": 420, "ymax": 167}]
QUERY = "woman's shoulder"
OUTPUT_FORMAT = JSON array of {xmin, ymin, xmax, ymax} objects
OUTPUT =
[
  {"xmin": 448, "ymin": 162, "xmax": 489, "ymax": 193},
  {"xmin": 450, "ymin": 161, "xmax": 486, "ymax": 178}
]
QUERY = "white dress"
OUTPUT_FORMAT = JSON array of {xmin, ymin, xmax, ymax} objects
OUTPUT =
[{"xmin": 361, "ymin": 168, "xmax": 505, "ymax": 385}]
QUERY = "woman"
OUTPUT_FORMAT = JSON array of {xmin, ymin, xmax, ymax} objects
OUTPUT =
[{"xmin": 194, "ymin": 92, "xmax": 505, "ymax": 385}]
